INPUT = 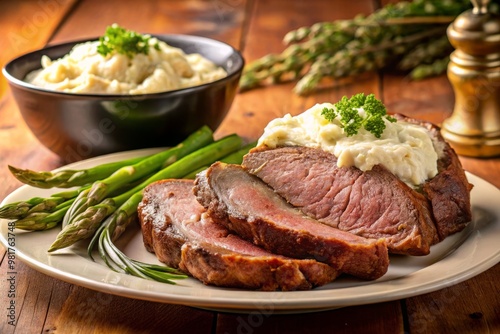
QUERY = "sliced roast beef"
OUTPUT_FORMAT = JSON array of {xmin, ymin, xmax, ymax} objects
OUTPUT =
[
  {"xmin": 242, "ymin": 117, "xmax": 472, "ymax": 253},
  {"xmin": 242, "ymin": 146, "xmax": 439, "ymax": 255},
  {"xmin": 139, "ymin": 179, "xmax": 203, "ymax": 267},
  {"xmin": 397, "ymin": 115, "xmax": 473, "ymax": 239},
  {"xmin": 194, "ymin": 162, "xmax": 389, "ymax": 280},
  {"xmin": 138, "ymin": 179, "xmax": 338, "ymax": 291}
]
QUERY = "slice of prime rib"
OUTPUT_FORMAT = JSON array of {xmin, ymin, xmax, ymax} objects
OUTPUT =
[
  {"xmin": 242, "ymin": 146, "xmax": 438, "ymax": 256},
  {"xmin": 242, "ymin": 117, "xmax": 473, "ymax": 255},
  {"xmin": 194, "ymin": 162, "xmax": 389, "ymax": 280},
  {"xmin": 138, "ymin": 179, "xmax": 338, "ymax": 291}
]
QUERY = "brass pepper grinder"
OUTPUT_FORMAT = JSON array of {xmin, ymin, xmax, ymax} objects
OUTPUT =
[{"xmin": 441, "ymin": 0, "xmax": 500, "ymax": 157}]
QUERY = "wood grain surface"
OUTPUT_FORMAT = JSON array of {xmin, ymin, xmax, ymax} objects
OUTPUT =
[{"xmin": 0, "ymin": 1, "xmax": 498, "ymax": 333}]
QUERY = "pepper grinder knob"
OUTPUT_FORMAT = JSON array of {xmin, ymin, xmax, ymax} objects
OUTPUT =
[
  {"xmin": 441, "ymin": 0, "xmax": 500, "ymax": 157},
  {"xmin": 471, "ymin": 0, "xmax": 489, "ymax": 14}
]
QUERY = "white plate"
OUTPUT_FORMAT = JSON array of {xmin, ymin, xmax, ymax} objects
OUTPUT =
[{"xmin": 1, "ymin": 149, "xmax": 499, "ymax": 314}]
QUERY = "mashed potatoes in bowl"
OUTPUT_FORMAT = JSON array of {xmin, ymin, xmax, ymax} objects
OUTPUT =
[
  {"xmin": 3, "ymin": 26, "xmax": 243, "ymax": 161},
  {"xmin": 25, "ymin": 29, "xmax": 228, "ymax": 95}
]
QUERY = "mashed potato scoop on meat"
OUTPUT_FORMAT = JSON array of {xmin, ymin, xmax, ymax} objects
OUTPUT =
[
  {"xmin": 258, "ymin": 100, "xmax": 440, "ymax": 187},
  {"xmin": 25, "ymin": 26, "xmax": 227, "ymax": 95}
]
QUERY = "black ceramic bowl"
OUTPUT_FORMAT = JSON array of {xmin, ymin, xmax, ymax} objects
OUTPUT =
[{"xmin": 3, "ymin": 34, "xmax": 244, "ymax": 162}]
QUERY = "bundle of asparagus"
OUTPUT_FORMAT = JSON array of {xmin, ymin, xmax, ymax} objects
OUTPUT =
[
  {"xmin": 0, "ymin": 126, "xmax": 256, "ymax": 284},
  {"xmin": 240, "ymin": 0, "xmax": 478, "ymax": 95}
]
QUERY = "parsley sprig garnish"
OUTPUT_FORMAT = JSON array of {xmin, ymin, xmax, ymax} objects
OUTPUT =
[
  {"xmin": 321, "ymin": 93, "xmax": 396, "ymax": 138},
  {"xmin": 97, "ymin": 24, "xmax": 160, "ymax": 58}
]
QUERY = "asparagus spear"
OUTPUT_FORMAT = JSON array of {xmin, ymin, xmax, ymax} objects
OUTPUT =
[
  {"xmin": 0, "ymin": 187, "xmax": 88, "ymax": 220},
  {"xmin": 62, "ymin": 126, "xmax": 214, "ymax": 226},
  {"xmin": 0, "ymin": 197, "xmax": 57, "ymax": 219},
  {"xmin": 409, "ymin": 56, "xmax": 450, "ymax": 79},
  {"xmin": 8, "ymin": 155, "xmax": 149, "ymax": 189},
  {"xmin": 218, "ymin": 141, "xmax": 257, "ymax": 163},
  {"xmin": 182, "ymin": 141, "xmax": 257, "ymax": 179},
  {"xmin": 14, "ymin": 199, "xmax": 75, "ymax": 231},
  {"xmin": 0, "ymin": 186, "xmax": 94, "ymax": 231},
  {"xmin": 49, "ymin": 134, "xmax": 243, "ymax": 252}
]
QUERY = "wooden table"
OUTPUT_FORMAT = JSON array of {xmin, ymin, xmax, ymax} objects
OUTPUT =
[{"xmin": 1, "ymin": 1, "xmax": 498, "ymax": 333}]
